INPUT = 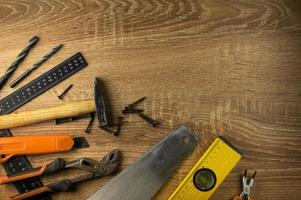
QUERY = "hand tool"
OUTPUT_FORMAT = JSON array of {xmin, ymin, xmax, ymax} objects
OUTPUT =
[
  {"xmin": 0, "ymin": 135, "xmax": 89, "ymax": 164},
  {"xmin": 57, "ymin": 84, "xmax": 73, "ymax": 100},
  {"xmin": 0, "ymin": 130, "xmax": 52, "ymax": 200},
  {"xmin": 0, "ymin": 36, "xmax": 39, "ymax": 90},
  {"xmin": 0, "ymin": 77, "xmax": 112, "ymax": 132},
  {"xmin": 0, "ymin": 52, "xmax": 87, "ymax": 200},
  {"xmin": 86, "ymin": 125, "xmax": 198, "ymax": 200},
  {"xmin": 8, "ymin": 149, "xmax": 120, "ymax": 200},
  {"xmin": 9, "ymin": 44, "xmax": 63, "ymax": 88},
  {"xmin": 232, "ymin": 169, "xmax": 257, "ymax": 200},
  {"xmin": 168, "ymin": 136, "xmax": 242, "ymax": 200}
]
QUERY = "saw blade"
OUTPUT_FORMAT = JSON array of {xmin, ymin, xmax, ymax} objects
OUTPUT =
[{"xmin": 87, "ymin": 125, "xmax": 198, "ymax": 200}]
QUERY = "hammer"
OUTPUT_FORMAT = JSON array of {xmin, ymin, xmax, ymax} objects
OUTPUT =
[{"xmin": 0, "ymin": 78, "xmax": 110, "ymax": 131}]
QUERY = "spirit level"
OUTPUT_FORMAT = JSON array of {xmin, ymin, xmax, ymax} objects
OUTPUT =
[{"xmin": 169, "ymin": 136, "xmax": 242, "ymax": 200}]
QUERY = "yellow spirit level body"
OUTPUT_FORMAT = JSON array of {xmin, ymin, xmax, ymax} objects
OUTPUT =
[{"xmin": 169, "ymin": 136, "xmax": 242, "ymax": 200}]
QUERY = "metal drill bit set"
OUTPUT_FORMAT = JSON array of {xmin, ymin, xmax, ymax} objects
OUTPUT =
[{"xmin": 0, "ymin": 36, "xmax": 63, "ymax": 89}]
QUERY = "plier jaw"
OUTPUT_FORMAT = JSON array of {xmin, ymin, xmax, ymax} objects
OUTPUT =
[{"xmin": 240, "ymin": 169, "xmax": 257, "ymax": 200}]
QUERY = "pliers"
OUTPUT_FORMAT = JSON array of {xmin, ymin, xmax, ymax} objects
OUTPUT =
[
  {"xmin": 5, "ymin": 149, "xmax": 120, "ymax": 200},
  {"xmin": 233, "ymin": 169, "xmax": 257, "ymax": 200}
]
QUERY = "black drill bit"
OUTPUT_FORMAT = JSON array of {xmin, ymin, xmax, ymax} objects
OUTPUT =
[
  {"xmin": 0, "ymin": 36, "xmax": 39, "ymax": 90},
  {"xmin": 10, "ymin": 44, "xmax": 63, "ymax": 88}
]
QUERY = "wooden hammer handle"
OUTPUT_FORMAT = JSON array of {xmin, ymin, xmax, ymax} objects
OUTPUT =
[{"xmin": 0, "ymin": 100, "xmax": 95, "ymax": 130}]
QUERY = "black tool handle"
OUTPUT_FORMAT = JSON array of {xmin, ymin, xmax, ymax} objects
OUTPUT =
[
  {"xmin": 43, "ymin": 158, "xmax": 67, "ymax": 174},
  {"xmin": 48, "ymin": 179, "xmax": 73, "ymax": 192},
  {"xmin": 9, "ymin": 180, "xmax": 73, "ymax": 200}
]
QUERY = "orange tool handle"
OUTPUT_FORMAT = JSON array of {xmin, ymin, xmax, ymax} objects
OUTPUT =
[
  {"xmin": 9, "ymin": 179, "xmax": 72, "ymax": 200},
  {"xmin": 8, "ymin": 186, "xmax": 53, "ymax": 200},
  {"xmin": 0, "ymin": 165, "xmax": 46, "ymax": 184},
  {"xmin": 0, "ymin": 158, "xmax": 68, "ymax": 184},
  {"xmin": 0, "ymin": 135, "xmax": 74, "ymax": 163}
]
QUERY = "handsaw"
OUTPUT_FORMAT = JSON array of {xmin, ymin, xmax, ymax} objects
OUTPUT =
[{"xmin": 86, "ymin": 125, "xmax": 198, "ymax": 200}]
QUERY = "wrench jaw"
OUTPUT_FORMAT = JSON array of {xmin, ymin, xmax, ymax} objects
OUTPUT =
[{"xmin": 97, "ymin": 149, "xmax": 120, "ymax": 176}]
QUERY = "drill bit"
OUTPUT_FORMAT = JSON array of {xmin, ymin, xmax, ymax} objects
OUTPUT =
[
  {"xmin": 10, "ymin": 44, "xmax": 63, "ymax": 88},
  {"xmin": 0, "ymin": 36, "xmax": 39, "ymax": 90}
]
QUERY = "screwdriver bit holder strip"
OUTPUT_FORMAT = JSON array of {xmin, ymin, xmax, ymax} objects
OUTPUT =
[{"xmin": 0, "ymin": 52, "xmax": 88, "ymax": 200}]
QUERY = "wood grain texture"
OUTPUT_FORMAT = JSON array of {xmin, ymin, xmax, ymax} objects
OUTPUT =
[{"xmin": 0, "ymin": 0, "xmax": 300, "ymax": 199}]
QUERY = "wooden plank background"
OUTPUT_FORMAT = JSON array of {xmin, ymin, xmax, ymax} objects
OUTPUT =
[{"xmin": 0, "ymin": 0, "xmax": 301, "ymax": 199}]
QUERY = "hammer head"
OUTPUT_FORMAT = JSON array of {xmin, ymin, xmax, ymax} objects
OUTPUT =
[{"xmin": 94, "ymin": 77, "xmax": 109, "ymax": 128}]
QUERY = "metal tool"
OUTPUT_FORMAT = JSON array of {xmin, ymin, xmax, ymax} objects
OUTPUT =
[
  {"xmin": 87, "ymin": 125, "xmax": 198, "ymax": 200},
  {"xmin": 0, "ymin": 78, "xmax": 114, "ymax": 133},
  {"xmin": 0, "ymin": 36, "xmax": 39, "ymax": 90},
  {"xmin": 232, "ymin": 169, "xmax": 257, "ymax": 200},
  {"xmin": 0, "ymin": 52, "xmax": 87, "ymax": 200},
  {"xmin": 0, "ymin": 77, "xmax": 122, "ymax": 135},
  {"xmin": 169, "ymin": 136, "xmax": 242, "ymax": 200},
  {"xmin": 0, "ymin": 135, "xmax": 89, "ymax": 164},
  {"xmin": 58, "ymin": 84, "xmax": 73, "ymax": 99},
  {"xmin": 94, "ymin": 77, "xmax": 110, "ymax": 128},
  {"xmin": 8, "ymin": 150, "xmax": 120, "ymax": 200},
  {"xmin": 9, "ymin": 44, "xmax": 63, "ymax": 88}
]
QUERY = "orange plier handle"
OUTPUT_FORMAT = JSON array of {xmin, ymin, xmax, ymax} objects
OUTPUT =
[{"xmin": 0, "ymin": 158, "xmax": 66, "ymax": 184}]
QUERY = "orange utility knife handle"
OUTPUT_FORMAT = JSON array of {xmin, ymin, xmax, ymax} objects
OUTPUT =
[
  {"xmin": 0, "ymin": 135, "xmax": 74, "ymax": 164},
  {"xmin": 8, "ymin": 186, "xmax": 54, "ymax": 200},
  {"xmin": 0, "ymin": 158, "xmax": 67, "ymax": 184}
]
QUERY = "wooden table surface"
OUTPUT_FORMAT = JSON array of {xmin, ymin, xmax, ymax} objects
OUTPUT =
[{"xmin": 0, "ymin": 0, "xmax": 301, "ymax": 199}]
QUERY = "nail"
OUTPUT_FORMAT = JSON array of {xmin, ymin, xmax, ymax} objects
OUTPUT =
[
  {"xmin": 122, "ymin": 107, "xmax": 144, "ymax": 114},
  {"xmin": 85, "ymin": 113, "xmax": 95, "ymax": 133},
  {"xmin": 58, "ymin": 84, "xmax": 73, "ymax": 100},
  {"xmin": 128, "ymin": 97, "xmax": 146, "ymax": 108},
  {"xmin": 138, "ymin": 113, "xmax": 160, "ymax": 127},
  {"xmin": 114, "ymin": 117, "xmax": 126, "ymax": 136}
]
